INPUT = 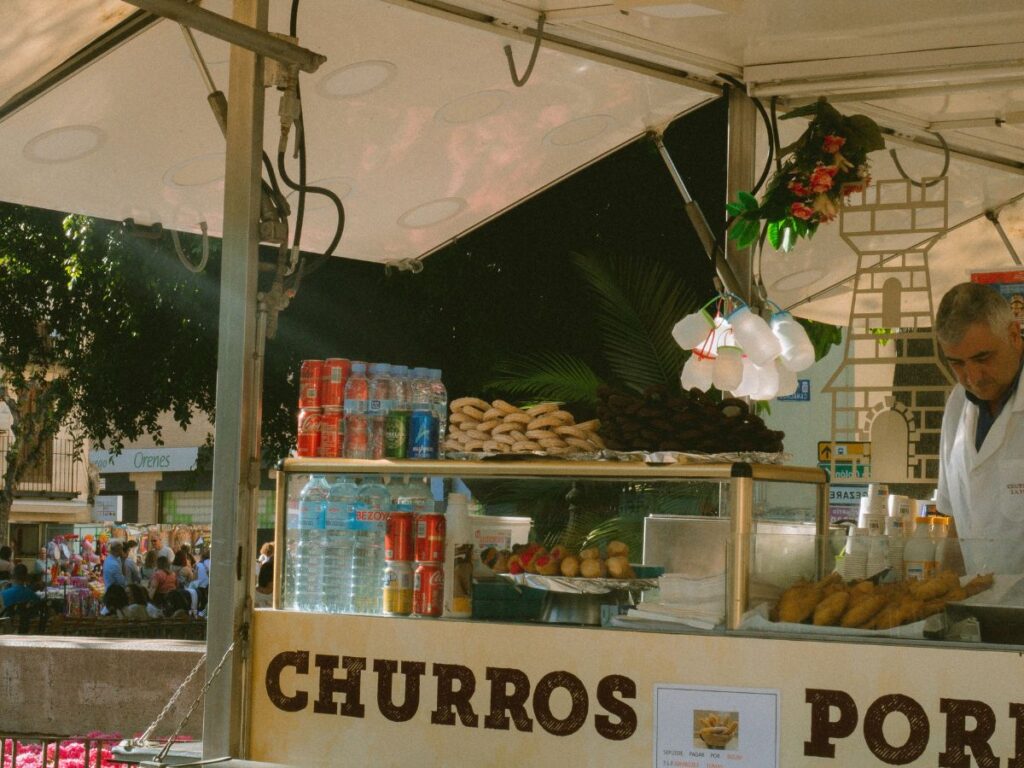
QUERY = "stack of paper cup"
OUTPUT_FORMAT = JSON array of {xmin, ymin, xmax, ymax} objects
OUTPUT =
[
  {"xmin": 859, "ymin": 496, "xmax": 887, "ymax": 536},
  {"xmin": 842, "ymin": 527, "xmax": 868, "ymax": 581},
  {"xmin": 886, "ymin": 516, "xmax": 905, "ymax": 579}
]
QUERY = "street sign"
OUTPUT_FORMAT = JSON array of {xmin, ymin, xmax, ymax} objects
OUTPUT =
[
  {"xmin": 818, "ymin": 441, "xmax": 871, "ymax": 463},
  {"xmin": 818, "ymin": 462, "xmax": 870, "ymax": 479},
  {"xmin": 778, "ymin": 379, "xmax": 811, "ymax": 402}
]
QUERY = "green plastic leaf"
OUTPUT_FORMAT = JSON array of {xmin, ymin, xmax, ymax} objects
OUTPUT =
[
  {"xmin": 766, "ymin": 220, "xmax": 781, "ymax": 250},
  {"xmin": 737, "ymin": 191, "xmax": 760, "ymax": 211}
]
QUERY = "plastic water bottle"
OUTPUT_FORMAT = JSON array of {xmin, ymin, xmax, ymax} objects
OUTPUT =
[
  {"xmin": 323, "ymin": 475, "xmax": 358, "ymax": 613},
  {"xmin": 343, "ymin": 362, "xmax": 370, "ymax": 459},
  {"xmin": 395, "ymin": 475, "xmax": 434, "ymax": 517},
  {"xmin": 351, "ymin": 477, "xmax": 389, "ymax": 614},
  {"xmin": 367, "ymin": 363, "xmax": 393, "ymax": 460},
  {"xmin": 428, "ymin": 368, "xmax": 448, "ymax": 456},
  {"xmin": 292, "ymin": 474, "xmax": 329, "ymax": 611}
]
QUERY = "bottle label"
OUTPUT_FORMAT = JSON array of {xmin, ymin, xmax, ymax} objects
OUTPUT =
[
  {"xmin": 367, "ymin": 398, "xmax": 393, "ymax": 415},
  {"xmin": 298, "ymin": 500, "xmax": 324, "ymax": 529},
  {"xmin": 351, "ymin": 500, "xmax": 388, "ymax": 531},
  {"xmin": 344, "ymin": 398, "xmax": 368, "ymax": 413},
  {"xmin": 324, "ymin": 501, "xmax": 349, "ymax": 530}
]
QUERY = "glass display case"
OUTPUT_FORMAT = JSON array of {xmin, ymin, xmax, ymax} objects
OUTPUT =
[{"xmin": 273, "ymin": 458, "xmax": 830, "ymax": 631}]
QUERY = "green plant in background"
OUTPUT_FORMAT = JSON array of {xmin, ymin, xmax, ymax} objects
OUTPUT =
[
  {"xmin": 486, "ymin": 250, "xmax": 699, "ymax": 409},
  {"xmin": 477, "ymin": 251, "xmax": 843, "ymax": 552}
]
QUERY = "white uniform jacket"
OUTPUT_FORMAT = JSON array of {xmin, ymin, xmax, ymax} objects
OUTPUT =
[{"xmin": 937, "ymin": 379, "xmax": 1024, "ymax": 573}]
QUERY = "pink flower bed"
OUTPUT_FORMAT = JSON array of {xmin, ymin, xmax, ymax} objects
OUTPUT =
[{"xmin": 1, "ymin": 732, "xmax": 193, "ymax": 767}]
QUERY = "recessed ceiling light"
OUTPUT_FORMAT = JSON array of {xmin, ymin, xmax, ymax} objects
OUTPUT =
[
  {"xmin": 163, "ymin": 153, "xmax": 226, "ymax": 188},
  {"xmin": 772, "ymin": 268, "xmax": 827, "ymax": 292},
  {"xmin": 23, "ymin": 125, "xmax": 106, "ymax": 164},
  {"xmin": 398, "ymin": 198, "xmax": 466, "ymax": 229},
  {"xmin": 436, "ymin": 90, "xmax": 509, "ymax": 124},
  {"xmin": 544, "ymin": 115, "xmax": 615, "ymax": 146},
  {"xmin": 316, "ymin": 60, "xmax": 397, "ymax": 99},
  {"xmin": 285, "ymin": 177, "xmax": 354, "ymax": 212}
]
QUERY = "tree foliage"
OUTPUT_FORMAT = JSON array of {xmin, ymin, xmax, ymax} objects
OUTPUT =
[{"xmin": 0, "ymin": 203, "xmax": 219, "ymax": 541}]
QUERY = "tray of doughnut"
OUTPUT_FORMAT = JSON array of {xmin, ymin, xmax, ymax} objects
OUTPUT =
[{"xmin": 443, "ymin": 398, "xmax": 603, "ymax": 457}]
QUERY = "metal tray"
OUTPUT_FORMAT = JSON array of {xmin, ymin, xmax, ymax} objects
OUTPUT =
[{"xmin": 946, "ymin": 575, "xmax": 1024, "ymax": 644}]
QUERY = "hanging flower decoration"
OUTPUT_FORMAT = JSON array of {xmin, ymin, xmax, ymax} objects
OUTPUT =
[{"xmin": 726, "ymin": 98, "xmax": 886, "ymax": 252}]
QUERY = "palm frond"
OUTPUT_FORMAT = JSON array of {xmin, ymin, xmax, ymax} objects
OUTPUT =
[
  {"xmin": 484, "ymin": 351, "xmax": 602, "ymax": 407},
  {"xmin": 570, "ymin": 251, "xmax": 700, "ymax": 394},
  {"xmin": 580, "ymin": 516, "xmax": 644, "ymax": 558}
]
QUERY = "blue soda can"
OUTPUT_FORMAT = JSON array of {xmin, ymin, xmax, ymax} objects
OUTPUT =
[{"xmin": 408, "ymin": 409, "xmax": 437, "ymax": 459}]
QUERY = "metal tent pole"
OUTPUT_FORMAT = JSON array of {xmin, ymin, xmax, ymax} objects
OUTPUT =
[{"xmin": 202, "ymin": 0, "xmax": 268, "ymax": 759}]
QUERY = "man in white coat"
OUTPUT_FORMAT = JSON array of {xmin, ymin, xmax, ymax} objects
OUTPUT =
[{"xmin": 935, "ymin": 282, "xmax": 1024, "ymax": 573}]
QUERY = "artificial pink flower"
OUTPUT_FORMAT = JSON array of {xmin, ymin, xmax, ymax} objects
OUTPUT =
[
  {"xmin": 787, "ymin": 177, "xmax": 811, "ymax": 197},
  {"xmin": 823, "ymin": 134, "xmax": 846, "ymax": 153},
  {"xmin": 791, "ymin": 201, "xmax": 815, "ymax": 221},
  {"xmin": 809, "ymin": 164, "xmax": 838, "ymax": 193}
]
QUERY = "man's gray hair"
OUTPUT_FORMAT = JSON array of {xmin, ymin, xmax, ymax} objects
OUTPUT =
[{"xmin": 935, "ymin": 282, "xmax": 1015, "ymax": 345}]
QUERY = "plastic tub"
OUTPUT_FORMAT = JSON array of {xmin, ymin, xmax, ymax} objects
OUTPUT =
[{"xmin": 469, "ymin": 514, "xmax": 532, "ymax": 555}]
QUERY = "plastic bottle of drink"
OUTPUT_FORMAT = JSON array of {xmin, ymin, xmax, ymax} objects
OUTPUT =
[
  {"xmin": 323, "ymin": 475, "xmax": 358, "ymax": 613},
  {"xmin": 343, "ymin": 362, "xmax": 370, "ymax": 459},
  {"xmin": 396, "ymin": 475, "xmax": 434, "ymax": 517},
  {"xmin": 385, "ymin": 365, "xmax": 412, "ymax": 459},
  {"xmin": 292, "ymin": 474, "xmax": 329, "ymax": 611},
  {"xmin": 367, "ymin": 363, "xmax": 393, "ymax": 460},
  {"xmin": 428, "ymin": 368, "xmax": 448, "ymax": 457},
  {"xmin": 351, "ymin": 477, "xmax": 389, "ymax": 614},
  {"xmin": 408, "ymin": 367, "xmax": 435, "ymax": 458},
  {"xmin": 443, "ymin": 492, "xmax": 473, "ymax": 618}
]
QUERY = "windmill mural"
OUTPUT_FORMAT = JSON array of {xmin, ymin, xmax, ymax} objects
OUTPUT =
[{"xmin": 822, "ymin": 177, "xmax": 955, "ymax": 484}]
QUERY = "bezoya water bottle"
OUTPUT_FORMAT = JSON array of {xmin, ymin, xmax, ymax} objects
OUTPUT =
[
  {"xmin": 343, "ymin": 362, "xmax": 370, "ymax": 459},
  {"xmin": 428, "ymin": 369, "xmax": 448, "ymax": 457},
  {"xmin": 292, "ymin": 474, "xmax": 329, "ymax": 611},
  {"xmin": 350, "ymin": 476, "xmax": 389, "ymax": 614},
  {"xmin": 367, "ymin": 363, "xmax": 393, "ymax": 460},
  {"xmin": 322, "ymin": 475, "xmax": 358, "ymax": 613}
]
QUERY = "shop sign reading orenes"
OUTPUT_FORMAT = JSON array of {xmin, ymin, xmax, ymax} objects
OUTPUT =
[{"xmin": 88, "ymin": 447, "xmax": 199, "ymax": 474}]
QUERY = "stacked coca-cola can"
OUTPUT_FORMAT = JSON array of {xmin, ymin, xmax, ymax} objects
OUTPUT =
[
  {"xmin": 383, "ymin": 507, "xmax": 414, "ymax": 615},
  {"xmin": 296, "ymin": 358, "xmax": 351, "ymax": 458},
  {"xmin": 413, "ymin": 508, "xmax": 445, "ymax": 617}
]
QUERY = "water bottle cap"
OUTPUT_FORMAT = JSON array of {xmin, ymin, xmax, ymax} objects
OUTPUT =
[
  {"xmin": 370, "ymin": 362, "xmax": 390, "ymax": 375},
  {"xmin": 412, "ymin": 366, "xmax": 429, "ymax": 377},
  {"xmin": 351, "ymin": 361, "xmax": 366, "ymax": 375},
  {"xmin": 428, "ymin": 368, "xmax": 442, "ymax": 379},
  {"xmin": 392, "ymin": 364, "xmax": 408, "ymax": 375}
]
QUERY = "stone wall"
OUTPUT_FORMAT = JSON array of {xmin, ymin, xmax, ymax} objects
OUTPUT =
[{"xmin": 0, "ymin": 637, "xmax": 205, "ymax": 739}]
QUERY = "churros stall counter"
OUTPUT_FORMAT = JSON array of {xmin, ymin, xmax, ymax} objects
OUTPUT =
[{"xmin": 248, "ymin": 458, "xmax": 1024, "ymax": 767}]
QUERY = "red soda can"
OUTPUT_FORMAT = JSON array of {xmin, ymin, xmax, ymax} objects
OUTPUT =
[
  {"xmin": 386, "ymin": 511, "xmax": 414, "ymax": 562},
  {"xmin": 319, "ymin": 407, "xmax": 343, "ymax": 458},
  {"xmin": 299, "ymin": 360, "xmax": 323, "ymax": 408},
  {"xmin": 383, "ymin": 561, "xmax": 414, "ymax": 616},
  {"xmin": 321, "ymin": 358, "xmax": 351, "ymax": 408},
  {"xmin": 415, "ymin": 513, "xmax": 446, "ymax": 563},
  {"xmin": 296, "ymin": 407, "xmax": 322, "ymax": 457},
  {"xmin": 413, "ymin": 562, "xmax": 443, "ymax": 617}
]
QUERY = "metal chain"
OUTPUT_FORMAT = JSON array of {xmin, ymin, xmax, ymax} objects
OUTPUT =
[{"xmin": 133, "ymin": 639, "xmax": 235, "ymax": 748}]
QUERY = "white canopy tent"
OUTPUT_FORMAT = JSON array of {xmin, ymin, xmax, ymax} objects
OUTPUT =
[
  {"xmin": 2, "ymin": 1, "xmax": 1023, "ymax": 761},
  {"xmin": 2, "ymin": 1, "xmax": 1023, "ymax": 320}
]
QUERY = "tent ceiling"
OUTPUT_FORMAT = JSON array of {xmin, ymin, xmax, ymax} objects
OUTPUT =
[{"xmin": 1, "ymin": 0, "xmax": 1022, "ymax": 320}]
